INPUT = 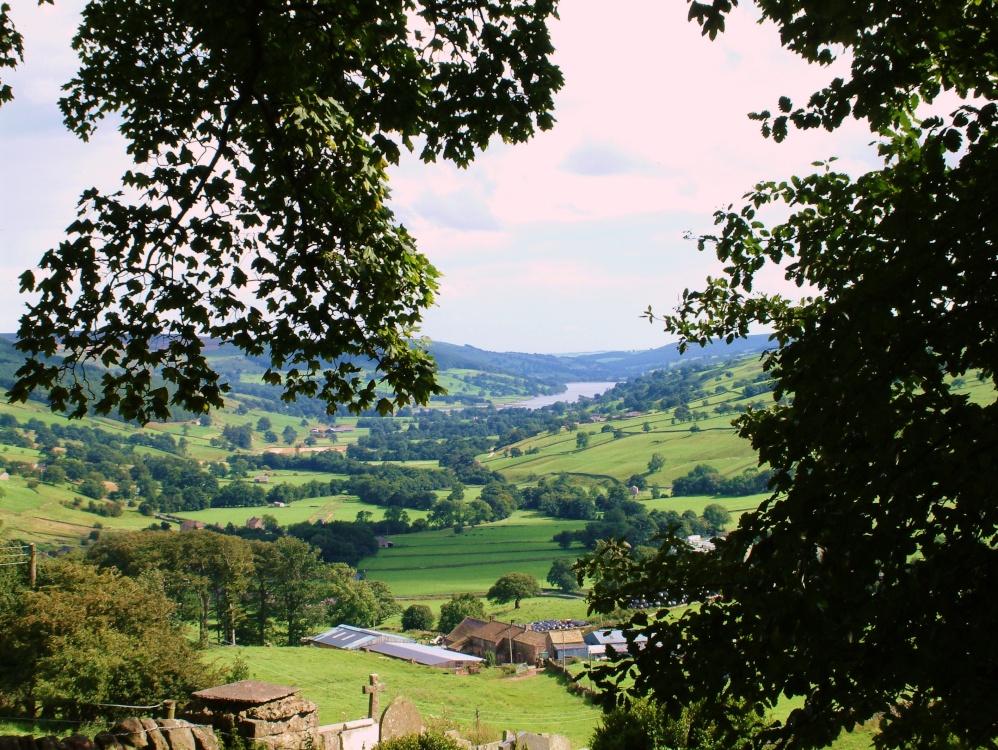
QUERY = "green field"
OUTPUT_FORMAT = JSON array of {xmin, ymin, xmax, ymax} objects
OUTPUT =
[
  {"xmin": 641, "ymin": 492, "xmax": 769, "ymax": 520},
  {"xmin": 360, "ymin": 511, "xmax": 589, "ymax": 597},
  {"xmin": 0, "ymin": 479, "xmax": 158, "ymax": 546},
  {"xmin": 485, "ymin": 410, "xmax": 758, "ymax": 486},
  {"xmin": 385, "ymin": 594, "xmax": 593, "ymax": 631},
  {"xmin": 209, "ymin": 645, "xmax": 601, "ymax": 747}
]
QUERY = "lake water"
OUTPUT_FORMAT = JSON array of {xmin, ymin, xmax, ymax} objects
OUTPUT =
[{"xmin": 503, "ymin": 381, "xmax": 617, "ymax": 410}]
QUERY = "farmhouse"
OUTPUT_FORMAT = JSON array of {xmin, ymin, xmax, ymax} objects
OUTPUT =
[
  {"xmin": 446, "ymin": 617, "xmax": 579, "ymax": 664},
  {"xmin": 511, "ymin": 629, "xmax": 549, "ymax": 663},
  {"xmin": 306, "ymin": 624, "xmax": 412, "ymax": 650},
  {"xmin": 180, "ymin": 520, "xmax": 206, "ymax": 532},
  {"xmin": 686, "ymin": 534, "xmax": 716, "ymax": 552},
  {"xmin": 469, "ymin": 620, "xmax": 527, "ymax": 663},
  {"xmin": 246, "ymin": 517, "xmax": 265, "ymax": 530},
  {"xmin": 441, "ymin": 617, "xmax": 488, "ymax": 651}
]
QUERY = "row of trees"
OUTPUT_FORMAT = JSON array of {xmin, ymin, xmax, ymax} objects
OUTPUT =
[
  {"xmin": 670, "ymin": 465, "xmax": 773, "ymax": 498},
  {"xmin": 86, "ymin": 530, "xmax": 399, "ymax": 647},
  {"xmin": 555, "ymin": 502, "xmax": 731, "ymax": 552}
]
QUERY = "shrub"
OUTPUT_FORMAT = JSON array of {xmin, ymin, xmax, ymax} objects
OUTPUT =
[
  {"xmin": 375, "ymin": 733, "xmax": 463, "ymax": 750},
  {"xmin": 401, "ymin": 604, "xmax": 434, "ymax": 631}
]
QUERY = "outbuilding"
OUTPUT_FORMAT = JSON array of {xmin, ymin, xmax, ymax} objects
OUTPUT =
[
  {"xmin": 365, "ymin": 641, "xmax": 484, "ymax": 669},
  {"xmin": 306, "ymin": 624, "xmax": 412, "ymax": 650}
]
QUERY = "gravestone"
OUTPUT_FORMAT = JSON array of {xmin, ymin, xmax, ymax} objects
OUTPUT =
[{"xmin": 378, "ymin": 698, "xmax": 422, "ymax": 742}]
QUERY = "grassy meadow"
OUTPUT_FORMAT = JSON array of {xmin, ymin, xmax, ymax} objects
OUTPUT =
[
  {"xmin": 0, "ymin": 479, "xmax": 156, "ymax": 545},
  {"xmin": 359, "ymin": 511, "xmax": 589, "ymax": 597},
  {"xmin": 209, "ymin": 644, "xmax": 601, "ymax": 747},
  {"xmin": 383, "ymin": 594, "xmax": 593, "ymax": 631}
]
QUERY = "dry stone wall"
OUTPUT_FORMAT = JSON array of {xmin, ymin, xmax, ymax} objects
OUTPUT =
[
  {"xmin": 183, "ymin": 694, "xmax": 320, "ymax": 750},
  {"xmin": 0, "ymin": 719, "xmax": 218, "ymax": 750}
]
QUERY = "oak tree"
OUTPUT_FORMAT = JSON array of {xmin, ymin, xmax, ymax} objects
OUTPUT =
[
  {"xmin": 486, "ymin": 571, "xmax": 540, "ymax": 609},
  {"xmin": 437, "ymin": 592, "xmax": 486, "ymax": 634},
  {"xmin": 401, "ymin": 603, "xmax": 435, "ymax": 631},
  {"xmin": 582, "ymin": 0, "xmax": 998, "ymax": 748},
  {"xmin": 1, "ymin": 0, "xmax": 562, "ymax": 423}
]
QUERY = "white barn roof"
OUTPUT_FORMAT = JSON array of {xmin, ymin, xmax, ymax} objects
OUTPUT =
[
  {"xmin": 366, "ymin": 641, "xmax": 484, "ymax": 668},
  {"xmin": 307, "ymin": 624, "xmax": 412, "ymax": 650}
]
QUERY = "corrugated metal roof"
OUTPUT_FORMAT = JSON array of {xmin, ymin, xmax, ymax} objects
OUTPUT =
[
  {"xmin": 366, "ymin": 641, "xmax": 484, "ymax": 667},
  {"xmin": 583, "ymin": 629, "xmax": 648, "ymax": 646},
  {"xmin": 307, "ymin": 624, "xmax": 413, "ymax": 650}
]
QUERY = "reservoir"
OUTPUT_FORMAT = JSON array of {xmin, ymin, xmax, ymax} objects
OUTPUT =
[{"xmin": 503, "ymin": 381, "xmax": 617, "ymax": 410}]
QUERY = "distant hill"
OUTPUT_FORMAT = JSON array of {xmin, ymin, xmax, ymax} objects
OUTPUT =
[
  {"xmin": 426, "ymin": 334, "xmax": 773, "ymax": 382},
  {"xmin": 0, "ymin": 333, "xmax": 773, "ymax": 410}
]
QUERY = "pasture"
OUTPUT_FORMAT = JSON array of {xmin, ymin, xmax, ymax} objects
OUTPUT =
[
  {"xmin": 208, "ymin": 644, "xmax": 601, "ymax": 747},
  {"xmin": 0, "ymin": 479, "xmax": 156, "ymax": 546},
  {"xmin": 359, "ymin": 511, "xmax": 588, "ymax": 597},
  {"xmin": 485, "ymin": 409, "xmax": 758, "ymax": 486},
  {"xmin": 386, "ymin": 594, "xmax": 593, "ymax": 631}
]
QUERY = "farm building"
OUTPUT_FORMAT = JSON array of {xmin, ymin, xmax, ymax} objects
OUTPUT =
[
  {"xmin": 442, "ymin": 617, "xmax": 488, "ymax": 651},
  {"xmin": 246, "ymin": 517, "xmax": 265, "ymax": 530},
  {"xmin": 445, "ymin": 618, "xmax": 554, "ymax": 664},
  {"xmin": 375, "ymin": 535, "xmax": 394, "ymax": 549},
  {"xmin": 365, "ymin": 641, "xmax": 484, "ymax": 669},
  {"xmin": 466, "ymin": 620, "xmax": 526, "ymax": 663},
  {"xmin": 180, "ymin": 520, "xmax": 206, "ymax": 532},
  {"xmin": 547, "ymin": 629, "xmax": 588, "ymax": 661},
  {"xmin": 584, "ymin": 629, "xmax": 648, "ymax": 658},
  {"xmin": 306, "ymin": 624, "xmax": 412, "ymax": 650},
  {"xmin": 511, "ymin": 629, "xmax": 549, "ymax": 663}
]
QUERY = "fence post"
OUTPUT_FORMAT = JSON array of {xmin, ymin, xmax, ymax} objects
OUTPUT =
[
  {"xmin": 28, "ymin": 543, "xmax": 36, "ymax": 588},
  {"xmin": 163, "ymin": 700, "xmax": 176, "ymax": 719}
]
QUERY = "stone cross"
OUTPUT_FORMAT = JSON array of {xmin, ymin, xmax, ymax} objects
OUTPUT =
[{"xmin": 362, "ymin": 673, "xmax": 386, "ymax": 719}]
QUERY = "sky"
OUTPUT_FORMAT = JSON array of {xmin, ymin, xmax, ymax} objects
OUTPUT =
[{"xmin": 0, "ymin": 0, "xmax": 880, "ymax": 354}]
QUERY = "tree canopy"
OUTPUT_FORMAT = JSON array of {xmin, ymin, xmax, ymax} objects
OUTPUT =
[
  {"xmin": 0, "ymin": 560, "xmax": 217, "ymax": 720},
  {"xmin": 582, "ymin": 0, "xmax": 998, "ymax": 748},
  {"xmin": 486, "ymin": 571, "xmax": 540, "ymax": 609},
  {"xmin": 437, "ymin": 592, "xmax": 486, "ymax": 634},
  {"xmin": 1, "ymin": 0, "xmax": 562, "ymax": 423}
]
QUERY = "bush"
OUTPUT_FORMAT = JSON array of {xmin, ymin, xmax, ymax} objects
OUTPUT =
[
  {"xmin": 401, "ymin": 604, "xmax": 434, "ymax": 631},
  {"xmin": 589, "ymin": 698, "xmax": 763, "ymax": 750},
  {"xmin": 375, "ymin": 733, "xmax": 463, "ymax": 750}
]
